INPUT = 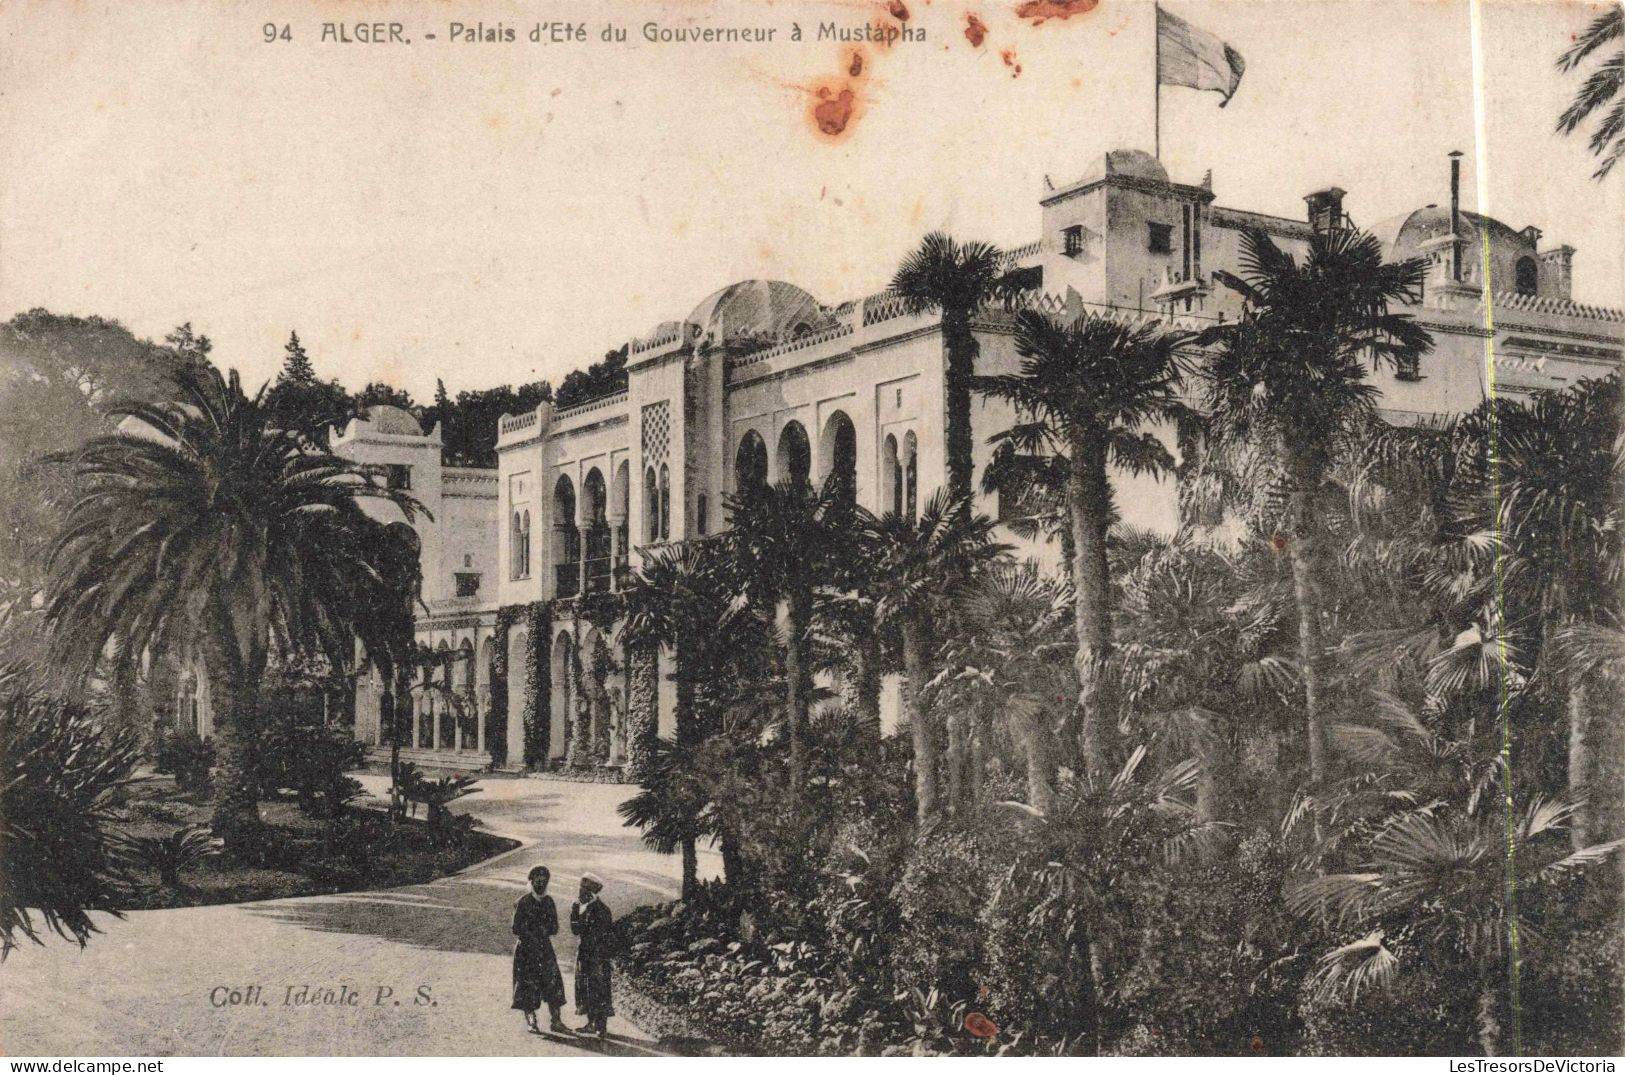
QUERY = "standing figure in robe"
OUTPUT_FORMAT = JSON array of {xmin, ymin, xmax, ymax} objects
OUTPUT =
[
  {"xmin": 570, "ymin": 872, "xmax": 616, "ymax": 1035},
  {"xmin": 511, "ymin": 865, "xmax": 568, "ymax": 1034}
]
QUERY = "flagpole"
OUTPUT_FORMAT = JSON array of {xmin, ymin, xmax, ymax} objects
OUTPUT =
[{"xmin": 1153, "ymin": 1, "xmax": 1161, "ymax": 159}]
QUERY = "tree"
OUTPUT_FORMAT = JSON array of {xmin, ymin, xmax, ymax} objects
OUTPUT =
[
  {"xmin": 1490, "ymin": 377, "xmax": 1621, "ymax": 846},
  {"xmin": 555, "ymin": 345, "xmax": 628, "ymax": 410},
  {"xmin": 890, "ymin": 233, "xmax": 1010, "ymax": 513},
  {"xmin": 621, "ymin": 541, "xmax": 732, "ymax": 898},
  {"xmin": 1196, "ymin": 227, "xmax": 1431, "ymax": 786},
  {"xmin": 1557, "ymin": 6, "xmax": 1625, "ymax": 179},
  {"xmin": 1362, "ymin": 375, "xmax": 1623, "ymax": 845},
  {"xmin": 861, "ymin": 490, "xmax": 1008, "ymax": 823},
  {"xmin": 985, "ymin": 746, "xmax": 1224, "ymax": 1055},
  {"xmin": 1289, "ymin": 793, "xmax": 1621, "ymax": 1056},
  {"xmin": 280, "ymin": 332, "xmax": 315, "ymax": 385},
  {"xmin": 42, "ymin": 364, "xmax": 421, "ymax": 847},
  {"xmin": 0, "ymin": 311, "xmax": 203, "ymax": 606},
  {"xmin": 265, "ymin": 331, "xmax": 353, "ymax": 443},
  {"xmin": 727, "ymin": 478, "xmax": 857, "ymax": 798},
  {"xmin": 974, "ymin": 309, "xmax": 1191, "ymax": 781},
  {"xmin": 937, "ymin": 562, "xmax": 1075, "ymax": 813},
  {"xmin": 354, "ymin": 381, "xmax": 416, "ymax": 411},
  {"xmin": 421, "ymin": 381, "xmax": 552, "ymax": 467}
]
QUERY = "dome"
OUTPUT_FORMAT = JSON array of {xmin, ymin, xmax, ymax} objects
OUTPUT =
[
  {"xmin": 1369, "ymin": 206, "xmax": 1531, "ymax": 265},
  {"xmin": 685, "ymin": 279, "xmax": 832, "ymax": 349},
  {"xmin": 1078, "ymin": 148, "xmax": 1169, "ymax": 187},
  {"xmin": 365, "ymin": 404, "xmax": 422, "ymax": 436}
]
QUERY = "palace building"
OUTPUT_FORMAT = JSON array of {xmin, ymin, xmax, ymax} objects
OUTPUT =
[{"xmin": 181, "ymin": 147, "xmax": 1623, "ymax": 774}]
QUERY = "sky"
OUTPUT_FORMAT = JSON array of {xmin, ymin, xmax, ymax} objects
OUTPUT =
[{"xmin": 1, "ymin": 0, "xmax": 1620, "ymax": 401}]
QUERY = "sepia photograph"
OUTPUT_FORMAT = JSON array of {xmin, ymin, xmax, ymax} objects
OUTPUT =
[{"xmin": 0, "ymin": 0, "xmax": 1622, "ymax": 1062}]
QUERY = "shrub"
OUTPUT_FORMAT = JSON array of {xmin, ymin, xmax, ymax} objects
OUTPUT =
[
  {"xmin": 406, "ymin": 772, "xmax": 481, "ymax": 830},
  {"xmin": 1, "ymin": 667, "xmax": 141, "ymax": 954},
  {"xmin": 1518, "ymin": 915, "xmax": 1624, "ymax": 1056},
  {"xmin": 891, "ymin": 828, "xmax": 1002, "ymax": 1003},
  {"xmin": 1112, "ymin": 832, "xmax": 1300, "ymax": 1054},
  {"xmin": 155, "ymin": 729, "xmax": 215, "ymax": 794},
  {"xmin": 1296, "ymin": 961, "xmax": 1477, "ymax": 1056},
  {"xmin": 811, "ymin": 815, "xmax": 908, "ymax": 995},
  {"xmin": 125, "ymin": 824, "xmax": 223, "ymax": 887},
  {"xmin": 302, "ymin": 855, "xmax": 366, "ymax": 889},
  {"xmin": 256, "ymin": 713, "xmax": 367, "ymax": 817}
]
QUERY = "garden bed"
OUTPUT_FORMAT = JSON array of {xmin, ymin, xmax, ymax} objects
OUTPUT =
[
  {"xmin": 110, "ymin": 774, "xmax": 518, "ymax": 909},
  {"xmin": 616, "ymin": 898, "xmax": 991, "ymax": 1057}
]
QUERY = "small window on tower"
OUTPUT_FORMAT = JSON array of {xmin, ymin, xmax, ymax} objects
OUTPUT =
[
  {"xmin": 1515, "ymin": 257, "xmax": 1538, "ymax": 296},
  {"xmin": 455, "ymin": 572, "xmax": 481, "ymax": 598},
  {"xmin": 1062, "ymin": 225, "xmax": 1084, "ymax": 257},
  {"xmin": 1147, "ymin": 223, "xmax": 1174, "ymax": 255}
]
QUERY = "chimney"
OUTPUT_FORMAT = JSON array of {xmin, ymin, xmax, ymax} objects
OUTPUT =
[
  {"xmin": 1449, "ymin": 150, "xmax": 1463, "ymax": 283},
  {"xmin": 1538, "ymin": 245, "xmax": 1575, "ymax": 301},
  {"xmin": 1305, "ymin": 187, "xmax": 1346, "ymax": 233}
]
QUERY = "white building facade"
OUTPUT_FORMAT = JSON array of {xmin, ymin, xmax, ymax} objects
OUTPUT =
[{"xmin": 303, "ymin": 147, "xmax": 1621, "ymax": 775}]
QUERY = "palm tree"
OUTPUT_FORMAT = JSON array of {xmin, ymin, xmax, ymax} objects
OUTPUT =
[
  {"xmin": 726, "ymin": 478, "xmax": 856, "ymax": 797},
  {"xmin": 43, "ymin": 364, "xmax": 420, "ymax": 845},
  {"xmin": 1196, "ymin": 227, "xmax": 1431, "ymax": 785},
  {"xmin": 347, "ymin": 520, "xmax": 423, "ymax": 821},
  {"xmin": 890, "ymin": 232, "xmax": 1010, "ymax": 512},
  {"xmin": 988, "ymin": 745, "xmax": 1228, "ymax": 1055},
  {"xmin": 1557, "ymin": 6, "xmax": 1625, "ymax": 179},
  {"xmin": 621, "ymin": 540, "xmax": 732, "ymax": 898},
  {"xmin": 937, "ymin": 562, "xmax": 1075, "ymax": 813},
  {"xmin": 1288, "ymin": 793, "xmax": 1622, "ymax": 1055},
  {"xmin": 1364, "ymin": 375, "xmax": 1623, "ymax": 844},
  {"xmin": 1491, "ymin": 376, "xmax": 1621, "ymax": 845},
  {"xmin": 975, "ymin": 309, "xmax": 1191, "ymax": 781},
  {"xmin": 861, "ymin": 489, "xmax": 1008, "ymax": 823}
]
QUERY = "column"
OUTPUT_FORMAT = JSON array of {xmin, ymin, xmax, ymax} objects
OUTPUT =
[
  {"xmin": 608, "ymin": 517, "xmax": 623, "ymax": 591},
  {"xmin": 577, "ymin": 527, "xmax": 588, "ymax": 596}
]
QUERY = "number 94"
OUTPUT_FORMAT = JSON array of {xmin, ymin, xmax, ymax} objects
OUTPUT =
[{"xmin": 263, "ymin": 23, "xmax": 291, "ymax": 42}]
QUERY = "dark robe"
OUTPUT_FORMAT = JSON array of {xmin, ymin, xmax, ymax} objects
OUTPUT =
[
  {"xmin": 511, "ymin": 892, "xmax": 566, "ymax": 1012},
  {"xmin": 570, "ymin": 896, "xmax": 616, "ymax": 1022}
]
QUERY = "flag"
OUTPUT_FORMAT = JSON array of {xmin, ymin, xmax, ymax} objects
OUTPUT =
[{"xmin": 1157, "ymin": 5, "xmax": 1246, "ymax": 107}]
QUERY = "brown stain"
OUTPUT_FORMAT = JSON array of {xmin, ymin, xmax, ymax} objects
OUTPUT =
[
  {"xmin": 795, "ymin": 37, "xmax": 876, "ymax": 142},
  {"xmin": 1001, "ymin": 48, "xmax": 1022, "ymax": 76},
  {"xmin": 1014, "ymin": 0, "xmax": 1100, "ymax": 23},
  {"xmin": 484, "ymin": 113, "xmax": 506, "ymax": 131},
  {"xmin": 964, "ymin": 12, "xmax": 988, "ymax": 46},
  {"xmin": 888, "ymin": 0, "xmax": 911, "ymax": 19},
  {"xmin": 812, "ymin": 85, "xmax": 859, "ymax": 137}
]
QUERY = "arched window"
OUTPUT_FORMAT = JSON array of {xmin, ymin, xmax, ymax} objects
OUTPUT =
[
  {"xmin": 511, "ymin": 511, "xmax": 531, "ymax": 580},
  {"xmin": 658, "ymin": 464, "xmax": 671, "ymax": 540},
  {"xmin": 583, "ymin": 469, "xmax": 610, "ymax": 593},
  {"xmin": 1515, "ymin": 256, "xmax": 1538, "ymax": 296},
  {"xmin": 735, "ymin": 430, "xmax": 768, "ymax": 497},
  {"xmin": 820, "ymin": 411, "xmax": 857, "ymax": 506},
  {"xmin": 777, "ymin": 421, "xmax": 811, "ymax": 489},
  {"xmin": 613, "ymin": 461, "xmax": 630, "ymax": 577},
  {"xmin": 903, "ymin": 431, "xmax": 918, "ymax": 521},
  {"xmin": 645, "ymin": 467, "xmax": 660, "ymax": 543},
  {"xmin": 553, "ymin": 475, "xmax": 578, "ymax": 597},
  {"xmin": 883, "ymin": 434, "xmax": 901, "ymax": 516}
]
